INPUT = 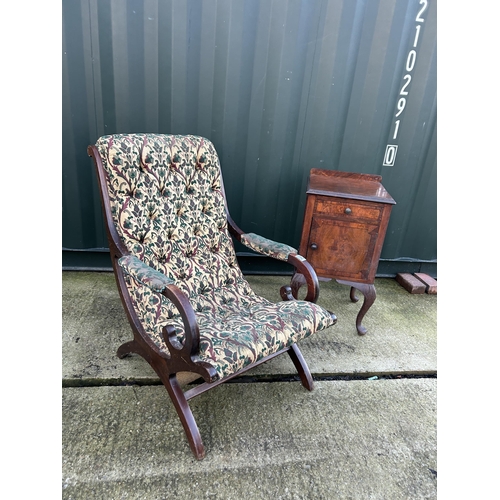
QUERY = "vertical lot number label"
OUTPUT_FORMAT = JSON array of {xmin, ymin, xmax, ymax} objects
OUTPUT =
[
  {"xmin": 383, "ymin": 145, "xmax": 398, "ymax": 166},
  {"xmin": 383, "ymin": 0, "xmax": 428, "ymax": 166}
]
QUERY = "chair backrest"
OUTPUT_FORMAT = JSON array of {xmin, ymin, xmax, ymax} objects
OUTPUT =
[{"xmin": 95, "ymin": 134, "xmax": 244, "ymax": 299}]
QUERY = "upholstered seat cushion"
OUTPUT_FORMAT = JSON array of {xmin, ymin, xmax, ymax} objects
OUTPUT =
[{"xmin": 122, "ymin": 270, "xmax": 335, "ymax": 380}]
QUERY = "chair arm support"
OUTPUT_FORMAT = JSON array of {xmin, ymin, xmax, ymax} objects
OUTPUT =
[
  {"xmin": 118, "ymin": 255, "xmax": 201, "ymax": 357},
  {"xmin": 286, "ymin": 254, "xmax": 320, "ymax": 303}
]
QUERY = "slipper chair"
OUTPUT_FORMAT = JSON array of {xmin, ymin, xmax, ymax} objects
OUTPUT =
[{"xmin": 87, "ymin": 133, "xmax": 337, "ymax": 459}]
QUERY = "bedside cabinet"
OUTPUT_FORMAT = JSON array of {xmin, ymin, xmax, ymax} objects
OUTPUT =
[{"xmin": 292, "ymin": 168, "xmax": 396, "ymax": 335}]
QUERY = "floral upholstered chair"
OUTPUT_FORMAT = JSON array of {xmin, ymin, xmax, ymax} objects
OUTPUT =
[{"xmin": 88, "ymin": 134, "xmax": 337, "ymax": 459}]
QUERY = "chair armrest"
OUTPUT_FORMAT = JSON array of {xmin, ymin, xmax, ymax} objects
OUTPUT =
[
  {"xmin": 226, "ymin": 216, "xmax": 319, "ymax": 303},
  {"xmin": 118, "ymin": 255, "xmax": 201, "ymax": 359},
  {"xmin": 240, "ymin": 232, "xmax": 298, "ymax": 262},
  {"xmin": 118, "ymin": 255, "xmax": 175, "ymax": 292},
  {"xmin": 239, "ymin": 233, "xmax": 319, "ymax": 303}
]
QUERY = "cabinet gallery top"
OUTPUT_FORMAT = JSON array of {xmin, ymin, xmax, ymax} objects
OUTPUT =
[{"xmin": 307, "ymin": 168, "xmax": 396, "ymax": 205}]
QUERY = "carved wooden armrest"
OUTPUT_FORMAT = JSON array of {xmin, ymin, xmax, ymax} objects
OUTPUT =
[
  {"xmin": 118, "ymin": 255, "xmax": 202, "ymax": 359},
  {"xmin": 284, "ymin": 254, "xmax": 320, "ymax": 303}
]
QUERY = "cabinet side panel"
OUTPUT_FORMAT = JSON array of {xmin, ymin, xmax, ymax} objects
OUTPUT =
[{"xmin": 298, "ymin": 194, "xmax": 317, "ymax": 256}]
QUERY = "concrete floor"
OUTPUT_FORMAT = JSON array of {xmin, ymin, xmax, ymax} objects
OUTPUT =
[{"xmin": 62, "ymin": 271, "xmax": 437, "ymax": 499}]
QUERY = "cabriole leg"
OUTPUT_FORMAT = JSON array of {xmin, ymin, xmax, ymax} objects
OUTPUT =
[{"xmin": 337, "ymin": 280, "xmax": 376, "ymax": 336}]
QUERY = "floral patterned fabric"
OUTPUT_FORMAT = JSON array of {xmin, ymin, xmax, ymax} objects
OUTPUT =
[
  {"xmin": 241, "ymin": 232, "xmax": 298, "ymax": 261},
  {"xmin": 96, "ymin": 133, "xmax": 335, "ymax": 380},
  {"xmin": 118, "ymin": 255, "xmax": 174, "ymax": 292}
]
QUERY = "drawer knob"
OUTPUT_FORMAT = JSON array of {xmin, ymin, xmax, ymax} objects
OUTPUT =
[
  {"xmin": 344, "ymin": 207, "xmax": 352, "ymax": 214},
  {"xmin": 310, "ymin": 243, "xmax": 318, "ymax": 250}
]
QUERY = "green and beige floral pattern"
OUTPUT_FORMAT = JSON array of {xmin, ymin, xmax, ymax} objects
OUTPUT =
[
  {"xmin": 240, "ymin": 232, "xmax": 297, "ymax": 261},
  {"xmin": 119, "ymin": 255, "xmax": 174, "ymax": 292},
  {"xmin": 96, "ymin": 133, "xmax": 335, "ymax": 380}
]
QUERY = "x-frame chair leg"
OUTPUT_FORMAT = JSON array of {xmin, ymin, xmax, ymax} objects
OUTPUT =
[
  {"xmin": 117, "ymin": 339, "xmax": 206, "ymax": 459},
  {"xmin": 116, "ymin": 340, "xmax": 142, "ymax": 359},
  {"xmin": 117, "ymin": 340, "xmax": 313, "ymax": 459},
  {"xmin": 166, "ymin": 345, "xmax": 313, "ymax": 459},
  {"xmin": 164, "ymin": 374, "xmax": 206, "ymax": 460},
  {"xmin": 287, "ymin": 343, "xmax": 314, "ymax": 391}
]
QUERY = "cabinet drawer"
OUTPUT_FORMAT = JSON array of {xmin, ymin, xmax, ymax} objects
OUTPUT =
[{"xmin": 314, "ymin": 196, "xmax": 382, "ymax": 222}]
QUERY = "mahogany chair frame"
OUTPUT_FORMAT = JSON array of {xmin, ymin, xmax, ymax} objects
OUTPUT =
[{"xmin": 87, "ymin": 143, "xmax": 335, "ymax": 460}]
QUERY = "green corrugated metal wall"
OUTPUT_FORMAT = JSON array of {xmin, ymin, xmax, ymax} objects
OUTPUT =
[{"xmin": 62, "ymin": 0, "xmax": 436, "ymax": 276}]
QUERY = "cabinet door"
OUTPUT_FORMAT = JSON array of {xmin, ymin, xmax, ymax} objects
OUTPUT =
[{"xmin": 305, "ymin": 216, "xmax": 379, "ymax": 282}]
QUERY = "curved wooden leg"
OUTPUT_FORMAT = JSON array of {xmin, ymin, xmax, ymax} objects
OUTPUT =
[
  {"xmin": 164, "ymin": 374, "xmax": 205, "ymax": 460},
  {"xmin": 353, "ymin": 284, "xmax": 376, "ymax": 335},
  {"xmin": 117, "ymin": 340, "xmax": 142, "ymax": 359},
  {"xmin": 118, "ymin": 339, "xmax": 206, "ymax": 459},
  {"xmin": 287, "ymin": 344, "xmax": 314, "ymax": 391},
  {"xmin": 349, "ymin": 286, "xmax": 359, "ymax": 303},
  {"xmin": 337, "ymin": 280, "xmax": 376, "ymax": 336}
]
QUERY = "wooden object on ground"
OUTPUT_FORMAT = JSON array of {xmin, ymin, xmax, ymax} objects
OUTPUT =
[{"xmin": 293, "ymin": 168, "xmax": 396, "ymax": 335}]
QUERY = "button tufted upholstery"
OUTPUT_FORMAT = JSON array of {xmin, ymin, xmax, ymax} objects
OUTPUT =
[{"xmin": 96, "ymin": 133, "xmax": 335, "ymax": 381}]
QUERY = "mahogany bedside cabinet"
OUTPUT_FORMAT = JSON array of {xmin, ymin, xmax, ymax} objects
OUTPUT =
[{"xmin": 291, "ymin": 168, "xmax": 396, "ymax": 335}]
